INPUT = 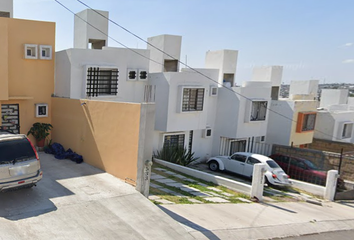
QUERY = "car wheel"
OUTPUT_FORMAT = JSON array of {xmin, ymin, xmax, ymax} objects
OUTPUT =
[
  {"xmin": 264, "ymin": 176, "xmax": 271, "ymax": 186},
  {"xmin": 208, "ymin": 161, "xmax": 219, "ymax": 171}
]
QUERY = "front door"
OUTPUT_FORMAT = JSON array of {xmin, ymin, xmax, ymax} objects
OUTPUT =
[{"xmin": 1, "ymin": 104, "xmax": 20, "ymax": 133}]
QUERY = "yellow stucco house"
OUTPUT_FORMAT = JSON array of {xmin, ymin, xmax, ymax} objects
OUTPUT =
[{"xmin": 0, "ymin": 13, "xmax": 55, "ymax": 140}]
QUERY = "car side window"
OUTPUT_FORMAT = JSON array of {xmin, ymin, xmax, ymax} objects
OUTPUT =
[
  {"xmin": 298, "ymin": 161, "xmax": 307, "ymax": 169},
  {"xmin": 230, "ymin": 154, "xmax": 247, "ymax": 163},
  {"xmin": 247, "ymin": 157, "xmax": 261, "ymax": 165}
]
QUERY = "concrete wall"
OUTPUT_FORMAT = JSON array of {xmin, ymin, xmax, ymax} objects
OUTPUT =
[
  {"xmin": 55, "ymin": 47, "xmax": 149, "ymax": 103},
  {"xmin": 289, "ymin": 80, "xmax": 318, "ymax": 100},
  {"xmin": 251, "ymin": 66, "xmax": 283, "ymax": 87},
  {"xmin": 320, "ymin": 89, "xmax": 348, "ymax": 109},
  {"xmin": 0, "ymin": 0, "xmax": 13, "ymax": 18},
  {"xmin": 51, "ymin": 97, "xmax": 154, "ymax": 184},
  {"xmin": 0, "ymin": 17, "xmax": 55, "ymax": 139},
  {"xmin": 147, "ymin": 34, "xmax": 182, "ymax": 73},
  {"xmin": 74, "ymin": 9, "xmax": 109, "ymax": 49},
  {"xmin": 205, "ymin": 50, "xmax": 238, "ymax": 86}
]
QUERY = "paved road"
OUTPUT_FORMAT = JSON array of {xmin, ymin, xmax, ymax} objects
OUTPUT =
[
  {"xmin": 278, "ymin": 229, "xmax": 354, "ymax": 239},
  {"xmin": 0, "ymin": 153, "xmax": 193, "ymax": 240}
]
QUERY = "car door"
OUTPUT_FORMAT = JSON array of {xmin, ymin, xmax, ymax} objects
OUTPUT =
[
  {"xmin": 227, "ymin": 153, "xmax": 247, "ymax": 175},
  {"xmin": 243, "ymin": 157, "xmax": 261, "ymax": 177}
]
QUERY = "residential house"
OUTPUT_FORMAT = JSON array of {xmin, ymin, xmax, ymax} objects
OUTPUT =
[
  {"xmin": 0, "ymin": 0, "xmax": 55, "ymax": 138},
  {"xmin": 148, "ymin": 35, "xmax": 221, "ymax": 160},
  {"xmin": 266, "ymin": 79, "xmax": 319, "ymax": 147},
  {"xmin": 314, "ymin": 89, "xmax": 354, "ymax": 143},
  {"xmin": 55, "ymin": 9, "xmax": 151, "ymax": 103},
  {"xmin": 212, "ymin": 73, "xmax": 273, "ymax": 156}
]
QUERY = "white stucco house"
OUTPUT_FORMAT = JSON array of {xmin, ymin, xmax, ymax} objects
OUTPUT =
[
  {"xmin": 266, "ymin": 79, "xmax": 319, "ymax": 147},
  {"xmin": 315, "ymin": 89, "xmax": 354, "ymax": 143},
  {"xmin": 55, "ymin": 9, "xmax": 151, "ymax": 103}
]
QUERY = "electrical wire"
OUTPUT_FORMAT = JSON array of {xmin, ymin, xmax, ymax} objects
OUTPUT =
[{"xmin": 54, "ymin": 0, "xmax": 344, "ymax": 142}]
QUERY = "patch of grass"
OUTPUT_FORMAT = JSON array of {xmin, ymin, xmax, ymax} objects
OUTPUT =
[
  {"xmin": 152, "ymin": 163, "xmax": 217, "ymax": 186},
  {"xmin": 150, "ymin": 179, "xmax": 194, "ymax": 197}
]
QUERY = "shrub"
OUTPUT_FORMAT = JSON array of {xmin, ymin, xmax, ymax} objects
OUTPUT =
[{"xmin": 154, "ymin": 146, "xmax": 199, "ymax": 166}]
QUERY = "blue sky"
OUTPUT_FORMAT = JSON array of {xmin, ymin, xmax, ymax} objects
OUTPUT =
[{"xmin": 13, "ymin": 0, "xmax": 354, "ymax": 84}]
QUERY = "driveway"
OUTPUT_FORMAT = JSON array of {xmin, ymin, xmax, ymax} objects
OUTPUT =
[{"xmin": 0, "ymin": 153, "xmax": 193, "ymax": 240}]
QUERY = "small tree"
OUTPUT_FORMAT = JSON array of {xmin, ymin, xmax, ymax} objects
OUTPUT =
[{"xmin": 27, "ymin": 122, "xmax": 53, "ymax": 147}]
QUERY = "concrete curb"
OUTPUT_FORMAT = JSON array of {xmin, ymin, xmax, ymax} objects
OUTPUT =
[
  {"xmin": 188, "ymin": 219, "xmax": 354, "ymax": 240},
  {"xmin": 153, "ymin": 158, "xmax": 252, "ymax": 196}
]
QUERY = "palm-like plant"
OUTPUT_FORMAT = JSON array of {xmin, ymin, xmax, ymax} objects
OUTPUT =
[{"xmin": 27, "ymin": 122, "xmax": 53, "ymax": 141}]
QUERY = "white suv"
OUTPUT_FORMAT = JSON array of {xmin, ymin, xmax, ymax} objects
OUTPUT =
[{"xmin": 0, "ymin": 130, "xmax": 42, "ymax": 191}]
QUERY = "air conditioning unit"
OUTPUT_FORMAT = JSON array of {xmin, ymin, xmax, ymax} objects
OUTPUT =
[
  {"xmin": 210, "ymin": 85, "xmax": 218, "ymax": 96},
  {"xmin": 202, "ymin": 128, "xmax": 212, "ymax": 138},
  {"xmin": 127, "ymin": 69, "xmax": 137, "ymax": 81},
  {"xmin": 255, "ymin": 136, "xmax": 265, "ymax": 143},
  {"xmin": 138, "ymin": 69, "xmax": 148, "ymax": 81}
]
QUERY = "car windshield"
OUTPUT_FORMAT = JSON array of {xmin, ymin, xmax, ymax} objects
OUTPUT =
[
  {"xmin": 0, "ymin": 138, "xmax": 36, "ymax": 164},
  {"xmin": 266, "ymin": 160, "xmax": 281, "ymax": 169},
  {"xmin": 303, "ymin": 159, "xmax": 318, "ymax": 170}
]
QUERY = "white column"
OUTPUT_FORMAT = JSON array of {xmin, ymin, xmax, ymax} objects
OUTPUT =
[
  {"xmin": 324, "ymin": 170, "xmax": 338, "ymax": 201},
  {"xmin": 251, "ymin": 163, "xmax": 266, "ymax": 201}
]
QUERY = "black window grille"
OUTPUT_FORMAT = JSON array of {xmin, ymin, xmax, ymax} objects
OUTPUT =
[
  {"xmin": 188, "ymin": 130, "xmax": 193, "ymax": 154},
  {"xmin": 164, "ymin": 134, "xmax": 185, "ymax": 148},
  {"xmin": 182, "ymin": 88, "xmax": 204, "ymax": 112},
  {"xmin": 86, "ymin": 67, "xmax": 119, "ymax": 97}
]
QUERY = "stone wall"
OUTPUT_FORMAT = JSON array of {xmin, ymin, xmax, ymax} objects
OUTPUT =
[
  {"xmin": 272, "ymin": 144, "xmax": 354, "ymax": 181},
  {"xmin": 309, "ymin": 138, "xmax": 354, "ymax": 153}
]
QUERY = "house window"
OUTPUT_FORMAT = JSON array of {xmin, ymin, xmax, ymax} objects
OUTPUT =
[
  {"xmin": 296, "ymin": 112, "xmax": 316, "ymax": 133},
  {"xmin": 24, "ymin": 44, "xmax": 38, "ymax": 59},
  {"xmin": 342, "ymin": 123, "xmax": 353, "ymax": 139},
  {"xmin": 182, "ymin": 88, "xmax": 205, "ymax": 112},
  {"xmin": 86, "ymin": 67, "xmax": 119, "ymax": 97},
  {"xmin": 35, "ymin": 103, "xmax": 48, "ymax": 118},
  {"xmin": 164, "ymin": 134, "xmax": 185, "ymax": 148},
  {"xmin": 0, "ymin": 11, "xmax": 10, "ymax": 18},
  {"xmin": 250, "ymin": 101, "xmax": 267, "ymax": 121},
  {"xmin": 39, "ymin": 45, "xmax": 52, "ymax": 60}
]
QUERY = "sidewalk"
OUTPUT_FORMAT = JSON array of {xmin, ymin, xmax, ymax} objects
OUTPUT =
[
  {"xmin": 159, "ymin": 200, "xmax": 354, "ymax": 240},
  {"xmin": 149, "ymin": 162, "xmax": 354, "ymax": 239}
]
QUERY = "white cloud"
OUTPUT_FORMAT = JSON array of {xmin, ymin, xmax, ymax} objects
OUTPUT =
[
  {"xmin": 344, "ymin": 43, "xmax": 353, "ymax": 47},
  {"xmin": 342, "ymin": 59, "xmax": 354, "ymax": 64}
]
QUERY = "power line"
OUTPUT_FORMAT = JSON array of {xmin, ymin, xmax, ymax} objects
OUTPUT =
[{"xmin": 54, "ymin": 0, "xmax": 343, "ymax": 142}]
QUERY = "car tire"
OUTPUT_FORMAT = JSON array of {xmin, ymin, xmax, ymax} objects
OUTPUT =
[
  {"xmin": 264, "ymin": 176, "xmax": 271, "ymax": 186},
  {"xmin": 208, "ymin": 161, "xmax": 219, "ymax": 171}
]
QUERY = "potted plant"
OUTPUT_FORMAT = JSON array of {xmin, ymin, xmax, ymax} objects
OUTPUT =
[{"xmin": 27, "ymin": 122, "xmax": 53, "ymax": 147}]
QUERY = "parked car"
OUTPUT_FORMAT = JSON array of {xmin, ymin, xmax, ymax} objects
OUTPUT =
[
  {"xmin": 207, "ymin": 152, "xmax": 291, "ymax": 186},
  {"xmin": 0, "ymin": 130, "xmax": 42, "ymax": 191},
  {"xmin": 269, "ymin": 153, "xmax": 344, "ymax": 188}
]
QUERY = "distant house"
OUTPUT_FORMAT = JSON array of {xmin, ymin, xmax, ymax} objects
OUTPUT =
[
  {"xmin": 266, "ymin": 79, "xmax": 319, "ymax": 148},
  {"xmin": 315, "ymin": 89, "xmax": 354, "ymax": 143}
]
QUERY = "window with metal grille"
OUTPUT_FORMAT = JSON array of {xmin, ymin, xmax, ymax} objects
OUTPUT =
[
  {"xmin": 86, "ymin": 67, "xmax": 119, "ymax": 97},
  {"xmin": 188, "ymin": 130, "xmax": 193, "ymax": 154},
  {"xmin": 164, "ymin": 134, "xmax": 185, "ymax": 148},
  {"xmin": 250, "ymin": 101, "xmax": 267, "ymax": 121},
  {"xmin": 182, "ymin": 88, "xmax": 205, "ymax": 112}
]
